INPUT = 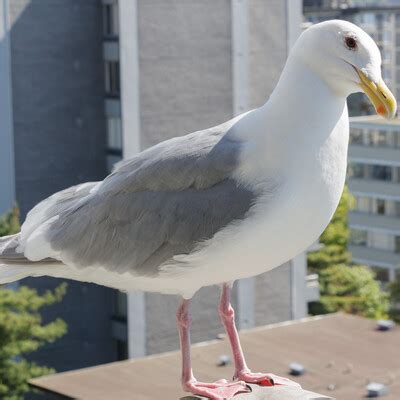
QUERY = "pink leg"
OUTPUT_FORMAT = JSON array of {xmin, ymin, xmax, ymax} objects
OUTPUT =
[
  {"xmin": 219, "ymin": 283, "xmax": 301, "ymax": 387},
  {"xmin": 176, "ymin": 298, "xmax": 250, "ymax": 399}
]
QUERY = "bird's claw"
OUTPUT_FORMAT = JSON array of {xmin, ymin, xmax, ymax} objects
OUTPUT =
[
  {"xmin": 183, "ymin": 378, "xmax": 251, "ymax": 399},
  {"xmin": 235, "ymin": 370, "xmax": 301, "ymax": 388}
]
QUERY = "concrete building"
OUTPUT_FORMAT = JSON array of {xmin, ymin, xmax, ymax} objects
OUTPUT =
[
  {"xmin": 0, "ymin": 0, "xmax": 316, "ymax": 373},
  {"xmin": 348, "ymin": 115, "xmax": 400, "ymax": 282}
]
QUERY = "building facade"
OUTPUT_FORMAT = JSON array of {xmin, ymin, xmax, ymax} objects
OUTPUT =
[
  {"xmin": 348, "ymin": 116, "xmax": 400, "ymax": 282},
  {"xmin": 0, "ymin": 0, "xmax": 316, "ymax": 372}
]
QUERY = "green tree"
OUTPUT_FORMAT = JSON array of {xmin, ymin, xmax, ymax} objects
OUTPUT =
[
  {"xmin": 311, "ymin": 264, "xmax": 389, "ymax": 319},
  {"xmin": 308, "ymin": 186, "xmax": 353, "ymax": 272},
  {"xmin": 0, "ymin": 207, "xmax": 20, "ymax": 237},
  {"xmin": 388, "ymin": 275, "xmax": 400, "ymax": 323},
  {"xmin": 308, "ymin": 187, "xmax": 389, "ymax": 319},
  {"xmin": 0, "ymin": 208, "xmax": 67, "ymax": 400}
]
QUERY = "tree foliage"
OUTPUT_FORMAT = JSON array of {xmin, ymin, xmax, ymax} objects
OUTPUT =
[
  {"xmin": 311, "ymin": 264, "xmax": 389, "ymax": 319},
  {"xmin": 0, "ymin": 207, "xmax": 20, "ymax": 237},
  {"xmin": 0, "ymin": 208, "xmax": 67, "ymax": 400},
  {"xmin": 388, "ymin": 275, "xmax": 400, "ymax": 323},
  {"xmin": 308, "ymin": 186, "xmax": 353, "ymax": 272},
  {"xmin": 308, "ymin": 187, "xmax": 389, "ymax": 319}
]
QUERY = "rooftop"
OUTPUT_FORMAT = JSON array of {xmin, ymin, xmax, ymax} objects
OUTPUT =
[
  {"xmin": 30, "ymin": 313, "xmax": 400, "ymax": 400},
  {"xmin": 349, "ymin": 115, "xmax": 400, "ymax": 129}
]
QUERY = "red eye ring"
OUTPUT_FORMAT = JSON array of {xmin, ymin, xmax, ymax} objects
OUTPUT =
[{"xmin": 345, "ymin": 36, "xmax": 357, "ymax": 50}]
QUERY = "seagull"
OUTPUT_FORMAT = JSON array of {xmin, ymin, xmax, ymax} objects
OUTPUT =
[{"xmin": 0, "ymin": 20, "xmax": 396, "ymax": 399}]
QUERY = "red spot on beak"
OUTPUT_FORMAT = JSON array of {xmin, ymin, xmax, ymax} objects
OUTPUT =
[
  {"xmin": 259, "ymin": 378, "xmax": 274, "ymax": 387},
  {"xmin": 377, "ymin": 105, "xmax": 386, "ymax": 115}
]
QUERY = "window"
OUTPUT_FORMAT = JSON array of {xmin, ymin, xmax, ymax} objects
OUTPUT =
[
  {"xmin": 382, "ymin": 68, "xmax": 392, "ymax": 81},
  {"xmin": 361, "ymin": 12, "xmax": 376, "ymax": 27},
  {"xmin": 107, "ymin": 117, "xmax": 122, "ymax": 151},
  {"xmin": 350, "ymin": 128, "xmax": 363, "ymax": 145},
  {"xmin": 395, "ymin": 236, "xmax": 400, "ymax": 253},
  {"xmin": 350, "ymin": 229, "xmax": 368, "ymax": 246},
  {"xmin": 348, "ymin": 163, "xmax": 365, "ymax": 179},
  {"xmin": 370, "ymin": 130, "xmax": 388, "ymax": 147},
  {"xmin": 376, "ymin": 199, "xmax": 386, "ymax": 215},
  {"xmin": 103, "ymin": 1, "xmax": 119, "ymax": 37},
  {"xmin": 383, "ymin": 30, "xmax": 391, "ymax": 43},
  {"xmin": 116, "ymin": 339, "xmax": 128, "ymax": 360},
  {"xmin": 371, "ymin": 266, "xmax": 390, "ymax": 283},
  {"xmin": 105, "ymin": 61, "xmax": 120, "ymax": 96},
  {"xmin": 355, "ymin": 196, "xmax": 372, "ymax": 213},
  {"xmin": 370, "ymin": 165, "xmax": 392, "ymax": 181},
  {"xmin": 114, "ymin": 291, "xmax": 127, "ymax": 319}
]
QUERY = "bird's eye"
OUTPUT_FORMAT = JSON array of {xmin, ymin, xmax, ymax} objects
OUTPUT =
[{"xmin": 345, "ymin": 35, "xmax": 357, "ymax": 50}]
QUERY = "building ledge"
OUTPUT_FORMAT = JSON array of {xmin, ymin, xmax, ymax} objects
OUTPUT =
[
  {"xmin": 349, "ymin": 244, "xmax": 400, "ymax": 268},
  {"xmin": 182, "ymin": 384, "xmax": 333, "ymax": 399},
  {"xmin": 348, "ymin": 178, "xmax": 400, "ymax": 201},
  {"xmin": 349, "ymin": 144, "xmax": 400, "ymax": 167},
  {"xmin": 349, "ymin": 211, "xmax": 400, "ymax": 235}
]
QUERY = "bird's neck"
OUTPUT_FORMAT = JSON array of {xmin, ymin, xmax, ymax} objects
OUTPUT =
[
  {"xmin": 263, "ymin": 56, "xmax": 347, "ymax": 141},
  {"xmin": 235, "ymin": 57, "xmax": 348, "ymax": 181}
]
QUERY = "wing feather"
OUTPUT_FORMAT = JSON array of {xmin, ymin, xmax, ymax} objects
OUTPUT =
[{"xmin": 20, "ymin": 118, "xmax": 257, "ymax": 275}]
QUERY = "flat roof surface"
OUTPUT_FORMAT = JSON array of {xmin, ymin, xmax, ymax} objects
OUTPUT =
[
  {"xmin": 30, "ymin": 314, "xmax": 400, "ymax": 400},
  {"xmin": 350, "ymin": 115, "xmax": 400, "ymax": 127}
]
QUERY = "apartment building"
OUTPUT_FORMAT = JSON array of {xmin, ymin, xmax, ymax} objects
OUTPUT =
[
  {"xmin": 0, "ymin": 0, "xmax": 316, "ymax": 372},
  {"xmin": 348, "ymin": 116, "xmax": 400, "ymax": 282}
]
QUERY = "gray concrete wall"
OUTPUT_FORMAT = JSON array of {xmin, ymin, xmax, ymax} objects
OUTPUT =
[
  {"xmin": 255, "ymin": 264, "xmax": 292, "ymax": 326},
  {"xmin": 137, "ymin": 0, "xmax": 233, "ymax": 149},
  {"xmin": 9, "ymin": 0, "xmax": 107, "ymax": 217},
  {"xmin": 0, "ymin": 0, "xmax": 15, "ymax": 216},
  {"xmin": 248, "ymin": 0, "xmax": 288, "ymax": 108},
  {"xmin": 8, "ymin": 0, "xmax": 115, "ymax": 371}
]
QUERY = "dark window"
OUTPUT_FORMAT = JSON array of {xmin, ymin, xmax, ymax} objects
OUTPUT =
[
  {"xmin": 105, "ymin": 61, "xmax": 120, "ymax": 96},
  {"xmin": 370, "ymin": 165, "xmax": 392, "ymax": 181},
  {"xmin": 116, "ymin": 339, "xmax": 128, "ymax": 360},
  {"xmin": 376, "ymin": 199, "xmax": 385, "ymax": 215},
  {"xmin": 103, "ymin": 2, "xmax": 119, "ymax": 37},
  {"xmin": 114, "ymin": 291, "xmax": 127, "ymax": 320},
  {"xmin": 371, "ymin": 266, "xmax": 390, "ymax": 283},
  {"xmin": 348, "ymin": 163, "xmax": 364, "ymax": 179},
  {"xmin": 350, "ymin": 229, "xmax": 367, "ymax": 246}
]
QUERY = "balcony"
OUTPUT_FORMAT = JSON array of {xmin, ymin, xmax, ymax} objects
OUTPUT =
[
  {"xmin": 349, "ymin": 244, "xmax": 400, "ymax": 268},
  {"xmin": 348, "ymin": 178, "xmax": 400, "ymax": 201},
  {"xmin": 349, "ymin": 211, "xmax": 400, "ymax": 235},
  {"xmin": 349, "ymin": 144, "xmax": 400, "ymax": 167}
]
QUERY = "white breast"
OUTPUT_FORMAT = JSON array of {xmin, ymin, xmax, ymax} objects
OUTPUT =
[{"xmin": 153, "ymin": 105, "xmax": 350, "ymax": 297}]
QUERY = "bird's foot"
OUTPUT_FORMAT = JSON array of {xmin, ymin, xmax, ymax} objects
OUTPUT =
[
  {"xmin": 235, "ymin": 370, "xmax": 301, "ymax": 388},
  {"xmin": 183, "ymin": 378, "xmax": 251, "ymax": 399}
]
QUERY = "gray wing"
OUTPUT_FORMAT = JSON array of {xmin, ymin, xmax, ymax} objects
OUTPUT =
[{"xmin": 22, "ymin": 119, "xmax": 256, "ymax": 275}]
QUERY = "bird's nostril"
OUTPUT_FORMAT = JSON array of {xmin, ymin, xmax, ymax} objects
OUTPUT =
[{"xmin": 380, "ymin": 91, "xmax": 387, "ymax": 99}]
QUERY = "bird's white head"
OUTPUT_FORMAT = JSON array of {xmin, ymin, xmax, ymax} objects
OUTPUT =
[{"xmin": 294, "ymin": 19, "xmax": 396, "ymax": 119}]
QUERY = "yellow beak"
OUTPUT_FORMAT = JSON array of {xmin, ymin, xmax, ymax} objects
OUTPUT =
[{"xmin": 356, "ymin": 69, "xmax": 397, "ymax": 119}]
